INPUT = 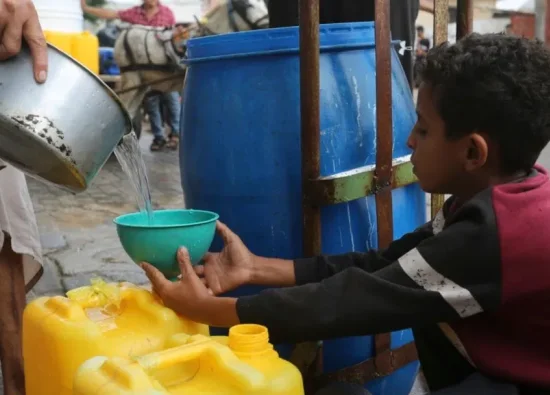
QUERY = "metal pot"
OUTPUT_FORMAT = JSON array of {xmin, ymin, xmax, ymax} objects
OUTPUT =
[{"xmin": 0, "ymin": 44, "xmax": 132, "ymax": 193}]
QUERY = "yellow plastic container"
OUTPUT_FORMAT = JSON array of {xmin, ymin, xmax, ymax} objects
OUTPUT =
[
  {"xmin": 73, "ymin": 324, "xmax": 304, "ymax": 395},
  {"xmin": 44, "ymin": 30, "xmax": 73, "ymax": 55},
  {"xmin": 23, "ymin": 281, "xmax": 209, "ymax": 395},
  {"xmin": 72, "ymin": 31, "xmax": 100, "ymax": 74}
]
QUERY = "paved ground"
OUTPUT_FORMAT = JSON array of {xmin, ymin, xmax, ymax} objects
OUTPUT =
[{"xmin": 26, "ymin": 131, "xmax": 183, "ymax": 300}]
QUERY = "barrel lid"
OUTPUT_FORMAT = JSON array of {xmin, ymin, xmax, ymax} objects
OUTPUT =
[{"xmin": 186, "ymin": 22, "xmax": 391, "ymax": 62}]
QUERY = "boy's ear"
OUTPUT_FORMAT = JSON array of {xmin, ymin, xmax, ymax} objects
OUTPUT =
[{"xmin": 465, "ymin": 133, "xmax": 489, "ymax": 171}]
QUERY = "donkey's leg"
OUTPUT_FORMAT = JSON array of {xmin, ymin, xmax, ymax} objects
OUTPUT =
[{"xmin": 118, "ymin": 71, "xmax": 150, "ymax": 124}]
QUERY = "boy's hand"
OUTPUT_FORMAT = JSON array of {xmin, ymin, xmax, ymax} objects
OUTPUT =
[
  {"xmin": 194, "ymin": 221, "xmax": 255, "ymax": 295},
  {"xmin": 0, "ymin": 0, "xmax": 48, "ymax": 83},
  {"xmin": 142, "ymin": 247, "xmax": 213, "ymax": 321},
  {"xmin": 141, "ymin": 247, "xmax": 240, "ymax": 327}
]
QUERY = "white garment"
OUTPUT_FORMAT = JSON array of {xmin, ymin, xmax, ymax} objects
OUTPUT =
[{"xmin": 0, "ymin": 163, "xmax": 43, "ymax": 287}]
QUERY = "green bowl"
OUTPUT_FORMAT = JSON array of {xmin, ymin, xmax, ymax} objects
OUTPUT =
[{"xmin": 113, "ymin": 209, "xmax": 219, "ymax": 280}]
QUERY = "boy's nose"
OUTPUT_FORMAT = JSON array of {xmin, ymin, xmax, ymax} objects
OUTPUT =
[{"xmin": 406, "ymin": 131, "xmax": 415, "ymax": 150}]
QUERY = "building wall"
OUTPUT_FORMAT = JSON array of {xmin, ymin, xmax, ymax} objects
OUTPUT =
[{"xmin": 509, "ymin": 2, "xmax": 550, "ymax": 43}]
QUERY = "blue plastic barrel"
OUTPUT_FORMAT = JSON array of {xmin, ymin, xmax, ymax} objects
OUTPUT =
[
  {"xmin": 99, "ymin": 47, "xmax": 120, "ymax": 75},
  {"xmin": 180, "ymin": 22, "xmax": 425, "ymax": 395}
]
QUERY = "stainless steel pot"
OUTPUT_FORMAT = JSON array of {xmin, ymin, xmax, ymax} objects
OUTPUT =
[{"xmin": 0, "ymin": 44, "xmax": 133, "ymax": 193}]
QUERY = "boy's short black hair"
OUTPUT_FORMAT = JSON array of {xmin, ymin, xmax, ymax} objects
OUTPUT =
[
  {"xmin": 416, "ymin": 33, "xmax": 550, "ymax": 174},
  {"xmin": 416, "ymin": 25, "xmax": 424, "ymax": 32}
]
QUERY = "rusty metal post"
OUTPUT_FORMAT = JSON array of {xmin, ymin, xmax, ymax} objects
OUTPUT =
[
  {"xmin": 434, "ymin": 0, "xmax": 450, "ymax": 45},
  {"xmin": 300, "ymin": 0, "xmax": 321, "ymax": 257},
  {"xmin": 456, "ymin": 0, "xmax": 473, "ymax": 39},
  {"xmin": 430, "ymin": 0, "xmax": 450, "ymax": 218},
  {"xmin": 374, "ymin": 0, "xmax": 393, "ymax": 249}
]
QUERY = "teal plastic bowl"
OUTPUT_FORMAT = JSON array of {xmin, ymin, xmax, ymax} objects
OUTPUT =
[{"xmin": 113, "ymin": 209, "xmax": 219, "ymax": 279}]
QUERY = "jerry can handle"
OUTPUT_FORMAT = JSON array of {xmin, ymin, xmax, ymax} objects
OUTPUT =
[
  {"xmin": 136, "ymin": 336, "xmax": 265, "ymax": 390},
  {"xmin": 137, "ymin": 337, "xmax": 212, "ymax": 371},
  {"xmin": 44, "ymin": 296, "xmax": 87, "ymax": 320}
]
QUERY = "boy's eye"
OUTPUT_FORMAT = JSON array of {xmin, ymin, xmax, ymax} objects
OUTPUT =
[{"xmin": 415, "ymin": 127, "xmax": 428, "ymax": 136}]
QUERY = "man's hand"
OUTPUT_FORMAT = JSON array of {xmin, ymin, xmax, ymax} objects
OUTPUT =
[
  {"xmin": 142, "ymin": 247, "xmax": 240, "ymax": 327},
  {"xmin": 0, "ymin": 0, "xmax": 48, "ymax": 83}
]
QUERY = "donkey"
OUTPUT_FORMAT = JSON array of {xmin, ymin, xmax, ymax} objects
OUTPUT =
[{"xmin": 112, "ymin": 0, "xmax": 270, "ymax": 123}]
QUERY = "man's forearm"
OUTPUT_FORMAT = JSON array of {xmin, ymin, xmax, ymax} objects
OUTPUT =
[
  {"xmin": 82, "ymin": 5, "xmax": 118, "ymax": 20},
  {"xmin": 420, "ymin": 0, "xmax": 434, "ymax": 13}
]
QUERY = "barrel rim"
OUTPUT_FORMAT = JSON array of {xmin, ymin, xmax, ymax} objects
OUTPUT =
[{"xmin": 185, "ymin": 21, "xmax": 398, "ymax": 63}]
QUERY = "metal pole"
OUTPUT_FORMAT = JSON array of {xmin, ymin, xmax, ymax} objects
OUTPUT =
[
  {"xmin": 535, "ymin": 0, "xmax": 547, "ymax": 42},
  {"xmin": 430, "ymin": 0, "xmax": 449, "ymax": 219},
  {"xmin": 295, "ymin": 1, "xmax": 324, "ymax": 386},
  {"xmin": 374, "ymin": 0, "xmax": 393, "ymax": 249},
  {"xmin": 456, "ymin": 0, "xmax": 473, "ymax": 39},
  {"xmin": 300, "ymin": 0, "xmax": 321, "ymax": 257}
]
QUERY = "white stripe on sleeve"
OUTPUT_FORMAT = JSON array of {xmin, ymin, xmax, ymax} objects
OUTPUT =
[{"xmin": 398, "ymin": 248, "xmax": 483, "ymax": 318}]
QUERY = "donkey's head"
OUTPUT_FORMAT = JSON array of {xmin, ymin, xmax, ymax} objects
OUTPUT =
[{"xmin": 230, "ymin": 0, "xmax": 269, "ymax": 30}]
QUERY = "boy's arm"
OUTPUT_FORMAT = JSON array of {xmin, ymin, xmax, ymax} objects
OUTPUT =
[
  {"xmin": 236, "ymin": 206, "xmax": 501, "ymax": 344},
  {"xmin": 293, "ymin": 217, "xmax": 438, "ymax": 285}
]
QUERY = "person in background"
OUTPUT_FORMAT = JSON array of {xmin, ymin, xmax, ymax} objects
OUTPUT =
[
  {"xmin": 505, "ymin": 23, "xmax": 514, "ymax": 35},
  {"xmin": 416, "ymin": 25, "xmax": 431, "ymax": 58},
  {"xmin": 267, "ymin": 0, "xmax": 434, "ymax": 90},
  {"xmin": 414, "ymin": 25, "xmax": 431, "ymax": 86},
  {"xmin": 81, "ymin": 0, "xmax": 182, "ymax": 151},
  {"xmin": 0, "ymin": 1, "xmax": 47, "ymax": 394}
]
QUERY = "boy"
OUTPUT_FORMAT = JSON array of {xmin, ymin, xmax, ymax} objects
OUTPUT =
[{"xmin": 142, "ymin": 33, "xmax": 550, "ymax": 394}]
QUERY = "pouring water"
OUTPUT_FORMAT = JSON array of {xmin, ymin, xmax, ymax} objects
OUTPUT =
[{"xmin": 114, "ymin": 131, "xmax": 154, "ymax": 224}]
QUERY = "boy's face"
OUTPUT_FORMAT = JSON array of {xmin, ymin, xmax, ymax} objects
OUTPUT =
[{"xmin": 407, "ymin": 83, "xmax": 489, "ymax": 195}]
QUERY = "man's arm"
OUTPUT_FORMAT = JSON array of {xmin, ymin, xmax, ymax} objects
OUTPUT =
[
  {"xmin": 419, "ymin": 0, "xmax": 434, "ymax": 13},
  {"xmin": 236, "ymin": 201, "xmax": 501, "ymax": 344},
  {"xmin": 81, "ymin": 0, "xmax": 119, "ymax": 20}
]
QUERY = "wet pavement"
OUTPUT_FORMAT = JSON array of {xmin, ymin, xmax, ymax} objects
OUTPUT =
[{"xmin": 27, "ymin": 131, "xmax": 184, "ymax": 300}]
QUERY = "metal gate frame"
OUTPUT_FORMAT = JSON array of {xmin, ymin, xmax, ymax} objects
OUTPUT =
[{"xmin": 297, "ymin": 0, "xmax": 473, "ymax": 391}]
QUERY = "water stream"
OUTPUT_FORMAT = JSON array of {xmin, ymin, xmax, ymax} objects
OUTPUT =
[{"xmin": 114, "ymin": 131, "xmax": 154, "ymax": 224}]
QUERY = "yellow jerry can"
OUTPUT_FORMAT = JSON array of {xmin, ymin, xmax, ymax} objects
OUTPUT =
[
  {"xmin": 73, "ymin": 324, "xmax": 304, "ymax": 395},
  {"xmin": 71, "ymin": 31, "xmax": 100, "ymax": 74},
  {"xmin": 44, "ymin": 30, "xmax": 73, "ymax": 55},
  {"xmin": 23, "ymin": 280, "xmax": 209, "ymax": 395}
]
